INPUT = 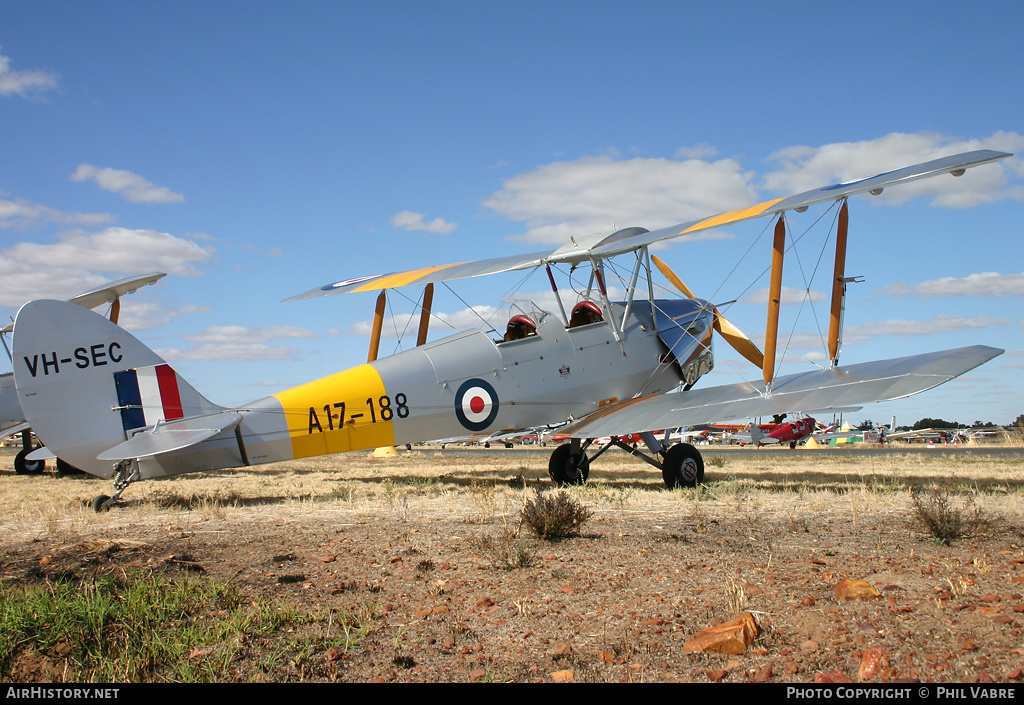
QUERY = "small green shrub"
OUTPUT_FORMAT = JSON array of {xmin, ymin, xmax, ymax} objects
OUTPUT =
[
  {"xmin": 520, "ymin": 489, "xmax": 594, "ymax": 540},
  {"xmin": 910, "ymin": 487, "xmax": 994, "ymax": 545}
]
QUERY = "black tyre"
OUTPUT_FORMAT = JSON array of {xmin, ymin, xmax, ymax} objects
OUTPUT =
[
  {"xmin": 548, "ymin": 443, "xmax": 590, "ymax": 486},
  {"xmin": 56, "ymin": 458, "xmax": 85, "ymax": 477},
  {"xmin": 662, "ymin": 443, "xmax": 704, "ymax": 489},
  {"xmin": 14, "ymin": 447, "xmax": 45, "ymax": 475},
  {"xmin": 92, "ymin": 494, "xmax": 111, "ymax": 513}
]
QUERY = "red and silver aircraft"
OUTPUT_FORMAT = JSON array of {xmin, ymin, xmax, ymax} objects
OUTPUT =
[
  {"xmin": 7, "ymin": 150, "xmax": 1009, "ymax": 510},
  {"xmin": 731, "ymin": 414, "xmax": 856, "ymax": 449}
]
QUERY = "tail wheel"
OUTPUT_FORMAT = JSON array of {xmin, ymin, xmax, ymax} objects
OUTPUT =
[
  {"xmin": 14, "ymin": 447, "xmax": 45, "ymax": 475},
  {"xmin": 662, "ymin": 443, "xmax": 704, "ymax": 489},
  {"xmin": 548, "ymin": 443, "xmax": 590, "ymax": 486}
]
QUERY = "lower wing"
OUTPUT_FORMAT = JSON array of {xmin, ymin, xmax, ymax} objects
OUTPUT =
[{"xmin": 560, "ymin": 345, "xmax": 1002, "ymax": 439}]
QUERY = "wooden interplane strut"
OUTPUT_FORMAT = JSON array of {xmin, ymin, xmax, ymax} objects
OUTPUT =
[
  {"xmin": 828, "ymin": 201, "xmax": 850, "ymax": 367},
  {"xmin": 762, "ymin": 216, "xmax": 786, "ymax": 388}
]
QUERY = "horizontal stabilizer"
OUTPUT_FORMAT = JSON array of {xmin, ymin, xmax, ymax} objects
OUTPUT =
[
  {"xmin": 561, "ymin": 345, "xmax": 1002, "ymax": 439},
  {"xmin": 1, "ymin": 421, "xmax": 30, "ymax": 437},
  {"xmin": 26, "ymin": 446, "xmax": 56, "ymax": 461},
  {"xmin": 97, "ymin": 412, "xmax": 244, "ymax": 461}
]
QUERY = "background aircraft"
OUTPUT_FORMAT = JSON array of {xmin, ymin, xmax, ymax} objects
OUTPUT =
[{"xmin": 730, "ymin": 414, "xmax": 860, "ymax": 449}]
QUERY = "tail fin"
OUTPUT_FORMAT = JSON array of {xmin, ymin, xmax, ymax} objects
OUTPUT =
[
  {"xmin": 11, "ymin": 299, "xmax": 222, "ymax": 477},
  {"xmin": 740, "ymin": 422, "xmax": 765, "ymax": 444}
]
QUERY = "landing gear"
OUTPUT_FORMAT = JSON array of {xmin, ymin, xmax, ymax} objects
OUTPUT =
[
  {"xmin": 91, "ymin": 459, "xmax": 140, "ymax": 512},
  {"xmin": 548, "ymin": 437, "xmax": 706, "ymax": 489},
  {"xmin": 548, "ymin": 443, "xmax": 590, "ymax": 486},
  {"xmin": 661, "ymin": 442, "xmax": 705, "ymax": 489},
  {"xmin": 56, "ymin": 458, "xmax": 84, "ymax": 477},
  {"xmin": 14, "ymin": 447, "xmax": 44, "ymax": 475}
]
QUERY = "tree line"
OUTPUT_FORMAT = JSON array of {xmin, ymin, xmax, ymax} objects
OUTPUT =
[{"xmin": 856, "ymin": 415, "xmax": 1024, "ymax": 432}]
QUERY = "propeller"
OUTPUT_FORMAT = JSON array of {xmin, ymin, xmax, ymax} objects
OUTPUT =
[{"xmin": 652, "ymin": 255, "xmax": 765, "ymax": 370}]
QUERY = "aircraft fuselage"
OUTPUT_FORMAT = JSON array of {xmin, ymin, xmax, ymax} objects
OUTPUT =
[{"xmin": 136, "ymin": 299, "xmax": 711, "ymax": 478}]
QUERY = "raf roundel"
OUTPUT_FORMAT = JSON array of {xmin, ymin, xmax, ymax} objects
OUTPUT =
[{"xmin": 454, "ymin": 378, "xmax": 499, "ymax": 432}]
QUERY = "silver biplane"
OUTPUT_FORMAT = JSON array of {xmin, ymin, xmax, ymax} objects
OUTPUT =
[{"xmin": 8, "ymin": 151, "xmax": 1009, "ymax": 510}]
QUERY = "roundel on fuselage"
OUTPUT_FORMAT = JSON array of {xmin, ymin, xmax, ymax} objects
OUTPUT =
[{"xmin": 454, "ymin": 378, "xmax": 499, "ymax": 432}]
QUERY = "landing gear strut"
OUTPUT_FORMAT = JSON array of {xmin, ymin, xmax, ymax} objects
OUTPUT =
[
  {"xmin": 547, "ymin": 437, "xmax": 705, "ymax": 489},
  {"xmin": 92, "ymin": 459, "xmax": 140, "ymax": 512},
  {"xmin": 14, "ymin": 429, "xmax": 44, "ymax": 475}
]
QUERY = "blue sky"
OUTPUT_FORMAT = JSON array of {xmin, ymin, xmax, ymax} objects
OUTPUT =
[{"xmin": 2, "ymin": 0, "xmax": 1022, "ymax": 429}]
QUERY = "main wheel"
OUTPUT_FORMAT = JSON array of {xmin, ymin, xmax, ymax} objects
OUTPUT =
[
  {"xmin": 662, "ymin": 443, "xmax": 704, "ymax": 489},
  {"xmin": 14, "ymin": 448, "xmax": 45, "ymax": 475},
  {"xmin": 92, "ymin": 494, "xmax": 112, "ymax": 513},
  {"xmin": 56, "ymin": 458, "xmax": 85, "ymax": 477},
  {"xmin": 548, "ymin": 443, "xmax": 590, "ymax": 486}
]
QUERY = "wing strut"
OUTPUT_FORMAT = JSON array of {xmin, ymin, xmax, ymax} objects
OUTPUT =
[
  {"xmin": 593, "ymin": 261, "xmax": 623, "ymax": 343},
  {"xmin": 545, "ymin": 265, "xmax": 569, "ymax": 326},
  {"xmin": 416, "ymin": 284, "xmax": 433, "ymax": 346},
  {"xmin": 367, "ymin": 291, "xmax": 386, "ymax": 362},
  {"xmin": 827, "ymin": 200, "xmax": 849, "ymax": 367},
  {"xmin": 763, "ymin": 216, "xmax": 786, "ymax": 388}
]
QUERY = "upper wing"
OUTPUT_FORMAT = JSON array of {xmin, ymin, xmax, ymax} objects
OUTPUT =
[
  {"xmin": 558, "ymin": 345, "xmax": 1002, "ymax": 439},
  {"xmin": 285, "ymin": 251, "xmax": 551, "ymax": 300},
  {"xmin": 1, "ymin": 272, "xmax": 166, "ymax": 334},
  {"xmin": 578, "ymin": 149, "xmax": 1012, "ymax": 259},
  {"xmin": 66, "ymin": 272, "xmax": 166, "ymax": 310},
  {"xmin": 286, "ymin": 150, "xmax": 1011, "ymax": 301}
]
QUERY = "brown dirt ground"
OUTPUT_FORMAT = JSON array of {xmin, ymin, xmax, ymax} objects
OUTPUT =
[{"xmin": 3, "ymin": 444, "xmax": 1024, "ymax": 683}]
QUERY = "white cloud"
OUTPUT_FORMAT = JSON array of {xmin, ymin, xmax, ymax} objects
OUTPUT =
[
  {"xmin": 0, "ymin": 49, "xmax": 58, "ymax": 97},
  {"xmin": 741, "ymin": 286, "xmax": 828, "ymax": 306},
  {"xmin": 157, "ymin": 324, "xmax": 321, "ymax": 363},
  {"xmin": 483, "ymin": 154, "xmax": 758, "ymax": 247},
  {"xmin": 156, "ymin": 343, "xmax": 304, "ymax": 363},
  {"xmin": 0, "ymin": 193, "xmax": 114, "ymax": 230},
  {"xmin": 71, "ymin": 164, "xmax": 185, "ymax": 204},
  {"xmin": 182, "ymin": 325, "xmax": 321, "ymax": 345},
  {"xmin": 390, "ymin": 210, "xmax": 457, "ymax": 235},
  {"xmin": 479, "ymin": 132, "xmax": 1022, "ymax": 252},
  {"xmin": 879, "ymin": 272, "xmax": 1024, "ymax": 299},
  {"xmin": 114, "ymin": 302, "xmax": 210, "ymax": 332},
  {"xmin": 845, "ymin": 314, "xmax": 1008, "ymax": 342},
  {"xmin": 761, "ymin": 131, "xmax": 1024, "ymax": 208},
  {"xmin": 0, "ymin": 228, "xmax": 215, "ymax": 306},
  {"xmin": 674, "ymin": 144, "xmax": 719, "ymax": 160}
]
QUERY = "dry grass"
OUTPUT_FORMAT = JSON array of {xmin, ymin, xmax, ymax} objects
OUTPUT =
[
  {"xmin": 4, "ymin": 444, "xmax": 1024, "ymax": 683},
  {"xmin": 4, "ymin": 445, "xmax": 1023, "ymax": 543}
]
